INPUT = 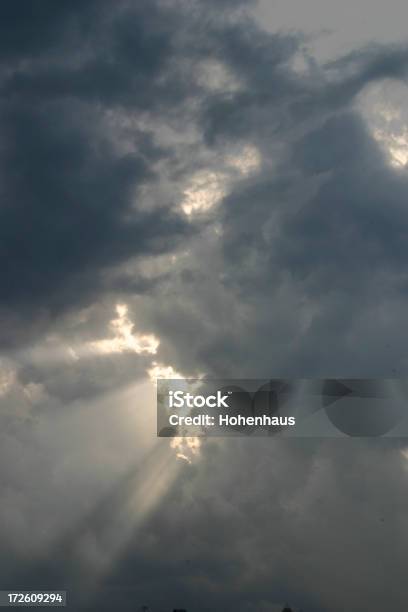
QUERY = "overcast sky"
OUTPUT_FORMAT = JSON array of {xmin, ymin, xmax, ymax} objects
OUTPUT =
[
  {"xmin": 255, "ymin": 0, "xmax": 408, "ymax": 60},
  {"xmin": 1, "ymin": 1, "xmax": 408, "ymax": 610}
]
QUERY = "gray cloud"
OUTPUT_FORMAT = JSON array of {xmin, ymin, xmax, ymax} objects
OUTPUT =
[{"xmin": 2, "ymin": 1, "xmax": 408, "ymax": 610}]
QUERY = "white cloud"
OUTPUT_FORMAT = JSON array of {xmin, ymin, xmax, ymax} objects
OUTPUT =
[
  {"xmin": 0, "ymin": 361, "xmax": 15, "ymax": 397},
  {"xmin": 181, "ymin": 145, "xmax": 261, "ymax": 216},
  {"xmin": 359, "ymin": 80, "xmax": 408, "ymax": 167},
  {"xmin": 88, "ymin": 304, "xmax": 159, "ymax": 356}
]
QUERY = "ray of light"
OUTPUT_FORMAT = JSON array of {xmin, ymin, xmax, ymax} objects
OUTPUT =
[
  {"xmin": 73, "ymin": 442, "xmax": 180, "ymax": 590},
  {"xmin": 16, "ymin": 440, "xmax": 182, "ymax": 601}
]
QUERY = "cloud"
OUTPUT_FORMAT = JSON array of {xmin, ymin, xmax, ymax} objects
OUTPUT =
[{"xmin": 2, "ymin": 1, "xmax": 408, "ymax": 610}]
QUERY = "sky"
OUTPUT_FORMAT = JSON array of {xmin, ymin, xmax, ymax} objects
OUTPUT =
[{"xmin": 1, "ymin": 1, "xmax": 408, "ymax": 610}]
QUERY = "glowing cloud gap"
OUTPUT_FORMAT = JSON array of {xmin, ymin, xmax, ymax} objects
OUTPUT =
[{"xmin": 88, "ymin": 304, "xmax": 159, "ymax": 356}]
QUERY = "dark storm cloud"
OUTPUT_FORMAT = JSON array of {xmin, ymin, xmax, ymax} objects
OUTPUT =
[
  {"xmin": 4, "ymin": 3, "xmax": 182, "ymax": 109},
  {"xmin": 0, "ymin": 0, "xmax": 271, "ymax": 353},
  {"xmin": 0, "ymin": 0, "xmax": 100, "ymax": 61},
  {"xmin": 145, "ymin": 30, "xmax": 408, "ymax": 379},
  {"xmin": 283, "ymin": 115, "xmax": 408, "ymax": 281},
  {"xmin": 221, "ymin": 111, "xmax": 408, "ymax": 293},
  {"xmin": 2, "ymin": 0, "xmax": 407, "ymax": 360},
  {"xmin": 0, "ymin": 0, "xmax": 202, "ymax": 348},
  {"xmin": 325, "ymin": 43, "xmax": 408, "ymax": 81},
  {"xmin": 1, "ymin": 103, "xmax": 156, "ymax": 302}
]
